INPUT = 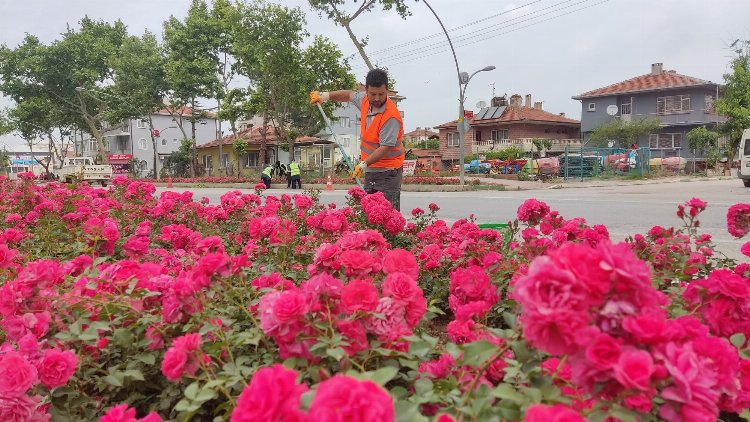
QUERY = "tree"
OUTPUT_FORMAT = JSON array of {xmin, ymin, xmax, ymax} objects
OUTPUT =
[
  {"xmin": 0, "ymin": 19, "xmax": 130, "ymax": 164},
  {"xmin": 532, "ymin": 138, "xmax": 552, "ymax": 158},
  {"xmin": 230, "ymin": 2, "xmax": 355, "ymax": 157},
  {"xmin": 307, "ymin": 0, "xmax": 411, "ymax": 70},
  {"xmin": 110, "ymin": 31, "xmax": 168, "ymax": 178},
  {"xmin": 163, "ymin": 0, "xmax": 223, "ymax": 176},
  {"xmin": 589, "ymin": 118, "xmax": 662, "ymax": 148},
  {"xmin": 716, "ymin": 39, "xmax": 750, "ymax": 156},
  {"xmin": 233, "ymin": 137, "xmax": 248, "ymax": 177},
  {"xmin": 162, "ymin": 139, "xmax": 193, "ymax": 178},
  {"xmin": 687, "ymin": 126, "xmax": 721, "ymax": 169}
]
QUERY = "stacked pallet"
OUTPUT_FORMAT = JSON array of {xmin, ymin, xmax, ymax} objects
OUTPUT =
[{"xmin": 559, "ymin": 154, "xmax": 602, "ymax": 178}]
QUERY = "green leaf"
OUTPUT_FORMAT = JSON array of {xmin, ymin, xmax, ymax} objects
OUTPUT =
[
  {"xmin": 394, "ymin": 401, "xmax": 429, "ymax": 422},
  {"xmin": 414, "ymin": 378, "xmax": 433, "ymax": 396},
  {"xmin": 460, "ymin": 340, "xmax": 498, "ymax": 367},
  {"xmin": 491, "ymin": 384, "xmax": 525, "ymax": 404},
  {"xmin": 184, "ymin": 382, "xmax": 200, "ymax": 401},
  {"xmin": 134, "ymin": 353, "xmax": 156, "ymax": 365},
  {"xmin": 113, "ymin": 328, "xmax": 134, "ymax": 347},
  {"xmin": 103, "ymin": 374, "xmax": 123, "ymax": 387},
  {"xmin": 368, "ymin": 367, "xmax": 399, "ymax": 386},
  {"xmin": 123, "ymin": 369, "xmax": 145, "ymax": 381},
  {"xmin": 731, "ymin": 333, "xmax": 747, "ymax": 349},
  {"xmin": 408, "ymin": 339, "xmax": 432, "ymax": 356},
  {"xmin": 195, "ymin": 385, "xmax": 218, "ymax": 402},
  {"xmin": 326, "ymin": 347, "xmax": 346, "ymax": 361}
]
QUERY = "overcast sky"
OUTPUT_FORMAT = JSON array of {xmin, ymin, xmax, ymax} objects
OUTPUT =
[{"xmin": 1, "ymin": 0, "xmax": 748, "ymax": 149}]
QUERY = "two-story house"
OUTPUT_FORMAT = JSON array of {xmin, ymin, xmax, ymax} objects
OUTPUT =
[
  {"xmin": 196, "ymin": 125, "xmax": 280, "ymax": 176},
  {"xmin": 75, "ymin": 107, "xmax": 218, "ymax": 176},
  {"xmin": 573, "ymin": 63, "xmax": 725, "ymax": 158},
  {"xmin": 403, "ymin": 127, "xmax": 439, "ymax": 144},
  {"xmin": 435, "ymin": 94, "xmax": 581, "ymax": 168}
]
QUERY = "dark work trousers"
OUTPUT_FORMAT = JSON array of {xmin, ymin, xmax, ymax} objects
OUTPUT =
[
  {"xmin": 364, "ymin": 167, "xmax": 403, "ymax": 211},
  {"xmin": 291, "ymin": 175, "xmax": 302, "ymax": 189},
  {"xmin": 261, "ymin": 175, "xmax": 271, "ymax": 188}
]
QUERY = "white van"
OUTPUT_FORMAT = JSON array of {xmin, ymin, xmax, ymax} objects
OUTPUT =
[{"xmin": 740, "ymin": 129, "xmax": 750, "ymax": 187}]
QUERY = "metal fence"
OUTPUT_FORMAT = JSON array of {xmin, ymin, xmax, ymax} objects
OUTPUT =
[{"xmin": 559, "ymin": 146, "xmax": 653, "ymax": 180}]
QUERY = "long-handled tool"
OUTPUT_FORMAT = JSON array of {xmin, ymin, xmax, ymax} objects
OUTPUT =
[{"xmin": 315, "ymin": 102, "xmax": 363, "ymax": 188}]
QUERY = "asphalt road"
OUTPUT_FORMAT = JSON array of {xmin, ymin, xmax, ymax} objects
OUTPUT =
[{"xmin": 155, "ymin": 178, "xmax": 750, "ymax": 260}]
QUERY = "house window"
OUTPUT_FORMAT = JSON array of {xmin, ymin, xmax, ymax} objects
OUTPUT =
[
  {"xmin": 161, "ymin": 139, "xmax": 167, "ymax": 146},
  {"xmin": 173, "ymin": 138, "xmax": 178, "ymax": 144},
  {"xmin": 342, "ymin": 136, "xmax": 351, "ymax": 147},
  {"xmin": 89, "ymin": 139, "xmax": 98, "ymax": 152},
  {"xmin": 588, "ymin": 103, "xmax": 596, "ymax": 112},
  {"xmin": 649, "ymin": 133, "xmax": 682, "ymax": 149},
  {"xmin": 221, "ymin": 153, "xmax": 230, "ymax": 168},
  {"xmin": 340, "ymin": 117, "xmax": 350, "ymax": 128},
  {"xmin": 621, "ymin": 99, "xmax": 632, "ymax": 115},
  {"xmin": 704, "ymin": 94, "xmax": 715, "ymax": 114},
  {"xmin": 447, "ymin": 132, "xmax": 460, "ymax": 147},
  {"xmin": 136, "ymin": 119, "xmax": 147, "ymax": 129},
  {"xmin": 490, "ymin": 129, "xmax": 509, "ymax": 141},
  {"xmin": 657, "ymin": 95, "xmax": 690, "ymax": 114},
  {"xmin": 203, "ymin": 155, "xmax": 212, "ymax": 169},
  {"xmin": 138, "ymin": 138, "xmax": 147, "ymax": 150},
  {"xmin": 245, "ymin": 152, "xmax": 259, "ymax": 168}
]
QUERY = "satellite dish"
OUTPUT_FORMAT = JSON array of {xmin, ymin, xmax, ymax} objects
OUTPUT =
[
  {"xmin": 476, "ymin": 101, "xmax": 487, "ymax": 109},
  {"xmin": 607, "ymin": 140, "xmax": 615, "ymax": 148},
  {"xmin": 606, "ymin": 105, "xmax": 618, "ymax": 116}
]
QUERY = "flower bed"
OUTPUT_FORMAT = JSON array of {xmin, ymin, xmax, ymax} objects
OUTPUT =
[
  {"xmin": 139, "ymin": 175, "xmax": 461, "ymax": 185},
  {"xmin": 0, "ymin": 175, "xmax": 749, "ymax": 421}
]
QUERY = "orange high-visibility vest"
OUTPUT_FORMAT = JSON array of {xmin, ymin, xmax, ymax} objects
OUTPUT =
[{"xmin": 360, "ymin": 96, "xmax": 405, "ymax": 169}]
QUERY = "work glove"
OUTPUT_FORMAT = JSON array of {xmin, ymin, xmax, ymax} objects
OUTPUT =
[
  {"xmin": 351, "ymin": 161, "xmax": 367, "ymax": 179},
  {"xmin": 309, "ymin": 90, "xmax": 330, "ymax": 105}
]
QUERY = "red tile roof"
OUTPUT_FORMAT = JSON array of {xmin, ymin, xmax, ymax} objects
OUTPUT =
[
  {"xmin": 157, "ymin": 105, "xmax": 217, "ymax": 119},
  {"xmin": 573, "ymin": 70, "xmax": 716, "ymax": 99},
  {"xmin": 404, "ymin": 128, "xmax": 439, "ymax": 138},
  {"xmin": 435, "ymin": 106, "xmax": 579, "ymax": 129},
  {"xmin": 197, "ymin": 126, "xmax": 279, "ymax": 149}
]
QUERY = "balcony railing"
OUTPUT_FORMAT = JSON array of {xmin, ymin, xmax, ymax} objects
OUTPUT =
[{"xmin": 472, "ymin": 138, "xmax": 582, "ymax": 153}]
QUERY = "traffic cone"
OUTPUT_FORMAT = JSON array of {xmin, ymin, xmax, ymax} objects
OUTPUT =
[
  {"xmin": 326, "ymin": 174, "xmax": 333, "ymax": 191},
  {"xmin": 168, "ymin": 177, "xmax": 173, "ymax": 188}
]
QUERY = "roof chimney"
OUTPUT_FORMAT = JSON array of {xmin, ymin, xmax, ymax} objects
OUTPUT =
[
  {"xmin": 525, "ymin": 94, "xmax": 532, "ymax": 108},
  {"xmin": 491, "ymin": 96, "xmax": 508, "ymax": 107},
  {"xmin": 559, "ymin": 112, "xmax": 566, "ymax": 117},
  {"xmin": 651, "ymin": 63, "xmax": 663, "ymax": 75},
  {"xmin": 510, "ymin": 94, "xmax": 522, "ymax": 109},
  {"xmin": 534, "ymin": 101, "xmax": 543, "ymax": 110}
]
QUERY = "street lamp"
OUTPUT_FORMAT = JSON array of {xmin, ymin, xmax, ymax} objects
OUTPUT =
[{"xmin": 420, "ymin": 1, "xmax": 495, "ymax": 186}]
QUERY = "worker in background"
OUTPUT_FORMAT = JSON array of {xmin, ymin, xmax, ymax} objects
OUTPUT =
[
  {"xmin": 289, "ymin": 158, "xmax": 301, "ymax": 189},
  {"xmin": 261, "ymin": 163, "xmax": 273, "ymax": 188},
  {"xmin": 310, "ymin": 68, "xmax": 405, "ymax": 210}
]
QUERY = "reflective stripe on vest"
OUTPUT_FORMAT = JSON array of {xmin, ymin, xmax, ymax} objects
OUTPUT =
[
  {"xmin": 289, "ymin": 162, "xmax": 300, "ymax": 176},
  {"xmin": 262, "ymin": 166, "xmax": 273, "ymax": 177},
  {"xmin": 360, "ymin": 96, "xmax": 405, "ymax": 169}
]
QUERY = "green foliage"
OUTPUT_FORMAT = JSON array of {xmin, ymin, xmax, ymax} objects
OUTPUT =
[
  {"xmin": 464, "ymin": 146, "xmax": 524, "ymax": 163},
  {"xmin": 686, "ymin": 126, "xmax": 722, "ymax": 167},
  {"xmin": 407, "ymin": 139, "xmax": 440, "ymax": 149},
  {"xmin": 162, "ymin": 138, "xmax": 194, "ymax": 177},
  {"xmin": 589, "ymin": 118, "xmax": 662, "ymax": 148},
  {"xmin": 717, "ymin": 39, "xmax": 750, "ymax": 154}
]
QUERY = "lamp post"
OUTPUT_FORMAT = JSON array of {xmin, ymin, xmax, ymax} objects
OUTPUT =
[{"xmin": 419, "ymin": 1, "xmax": 495, "ymax": 186}]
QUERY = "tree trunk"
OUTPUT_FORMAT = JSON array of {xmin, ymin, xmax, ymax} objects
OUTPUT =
[
  {"xmin": 190, "ymin": 97, "xmax": 197, "ymax": 178},
  {"xmin": 259, "ymin": 112, "xmax": 268, "ymax": 168},
  {"xmin": 343, "ymin": 23, "xmax": 374, "ymax": 71}
]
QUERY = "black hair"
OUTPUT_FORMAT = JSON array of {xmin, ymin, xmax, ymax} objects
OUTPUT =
[{"xmin": 366, "ymin": 69, "xmax": 389, "ymax": 88}]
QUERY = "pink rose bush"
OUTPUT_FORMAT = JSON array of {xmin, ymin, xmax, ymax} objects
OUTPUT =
[{"xmin": 1, "ymin": 175, "xmax": 750, "ymax": 421}]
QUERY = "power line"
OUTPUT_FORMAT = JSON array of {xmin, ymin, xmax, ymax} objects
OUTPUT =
[
  {"xmin": 387, "ymin": 0, "xmax": 610, "ymax": 68},
  {"xmin": 367, "ymin": 0, "xmax": 544, "ymax": 56},
  {"xmin": 354, "ymin": 0, "xmax": 592, "ymax": 70}
]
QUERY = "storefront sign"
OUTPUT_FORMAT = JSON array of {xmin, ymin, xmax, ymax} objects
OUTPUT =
[{"xmin": 403, "ymin": 159, "xmax": 417, "ymax": 176}]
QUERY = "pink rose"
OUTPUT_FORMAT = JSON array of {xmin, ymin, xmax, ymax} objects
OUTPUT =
[
  {"xmin": 524, "ymin": 404, "xmax": 585, "ymax": 422},
  {"xmin": 37, "ymin": 348, "xmax": 78, "ymax": 389},
  {"xmin": 0, "ymin": 394, "xmax": 43, "ymax": 422},
  {"xmin": 100, "ymin": 404, "xmax": 136, "ymax": 422},
  {"xmin": 230, "ymin": 365, "xmax": 307, "ymax": 422},
  {"xmin": 308, "ymin": 375, "xmax": 394, "ymax": 421},
  {"xmin": 272, "ymin": 290, "xmax": 307, "ymax": 323},
  {"xmin": 382, "ymin": 249, "xmax": 419, "ymax": 280},
  {"xmin": 0, "ymin": 351, "xmax": 38, "ymax": 396},
  {"xmin": 614, "ymin": 349, "xmax": 653, "ymax": 391},
  {"xmin": 381, "ymin": 273, "xmax": 420, "ymax": 304},
  {"xmin": 341, "ymin": 280, "xmax": 379, "ymax": 314},
  {"xmin": 622, "ymin": 313, "xmax": 668, "ymax": 345},
  {"xmin": 584, "ymin": 333, "xmax": 622, "ymax": 370},
  {"xmin": 161, "ymin": 347, "xmax": 188, "ymax": 381},
  {"xmin": 624, "ymin": 393, "xmax": 653, "ymax": 413}
]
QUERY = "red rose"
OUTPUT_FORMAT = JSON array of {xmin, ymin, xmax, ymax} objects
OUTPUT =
[
  {"xmin": 37, "ymin": 348, "xmax": 78, "ymax": 389},
  {"xmin": 308, "ymin": 375, "xmax": 394, "ymax": 421},
  {"xmin": 0, "ymin": 351, "xmax": 37, "ymax": 397},
  {"xmin": 614, "ymin": 349, "xmax": 653, "ymax": 391}
]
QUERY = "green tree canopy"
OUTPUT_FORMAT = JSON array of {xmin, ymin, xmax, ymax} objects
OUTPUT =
[
  {"xmin": 589, "ymin": 118, "xmax": 662, "ymax": 148},
  {"xmin": 716, "ymin": 39, "xmax": 750, "ymax": 155}
]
